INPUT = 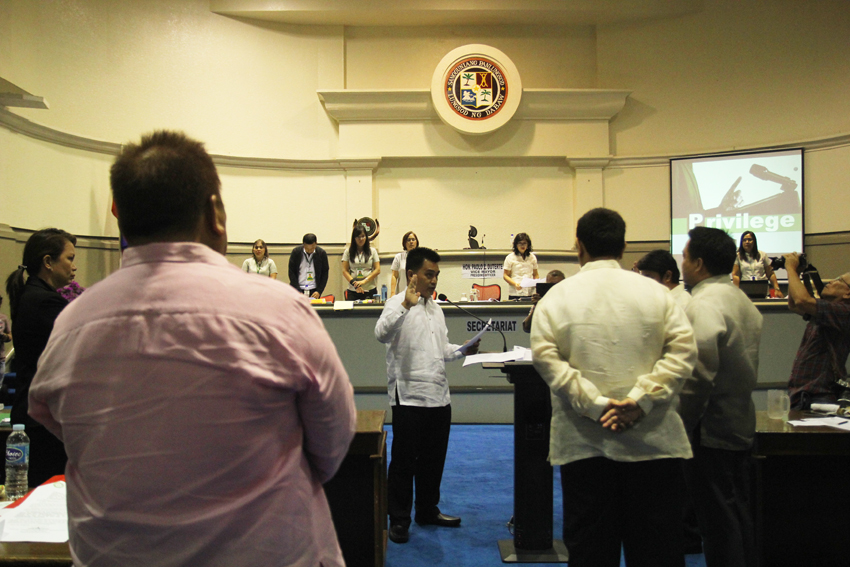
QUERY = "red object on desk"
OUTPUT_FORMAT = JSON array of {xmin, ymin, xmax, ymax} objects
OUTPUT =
[
  {"xmin": 6, "ymin": 475, "xmax": 65, "ymax": 509},
  {"xmin": 473, "ymin": 283, "xmax": 501, "ymax": 301}
]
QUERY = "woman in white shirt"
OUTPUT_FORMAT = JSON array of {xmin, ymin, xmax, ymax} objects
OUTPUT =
[
  {"xmin": 242, "ymin": 239, "xmax": 278, "ymax": 279},
  {"xmin": 390, "ymin": 231, "xmax": 419, "ymax": 296},
  {"xmin": 503, "ymin": 232, "xmax": 539, "ymax": 297},
  {"xmin": 342, "ymin": 226, "xmax": 381, "ymax": 300},
  {"xmin": 732, "ymin": 231, "xmax": 783, "ymax": 297}
]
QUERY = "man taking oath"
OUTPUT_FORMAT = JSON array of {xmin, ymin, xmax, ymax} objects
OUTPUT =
[{"xmin": 375, "ymin": 246, "xmax": 479, "ymax": 545}]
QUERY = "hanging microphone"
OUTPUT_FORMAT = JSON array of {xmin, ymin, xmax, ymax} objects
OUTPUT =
[{"xmin": 438, "ymin": 294, "xmax": 507, "ymax": 352}]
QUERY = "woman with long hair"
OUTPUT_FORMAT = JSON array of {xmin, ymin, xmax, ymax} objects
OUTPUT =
[
  {"xmin": 390, "ymin": 231, "xmax": 419, "ymax": 296},
  {"xmin": 342, "ymin": 225, "xmax": 381, "ymax": 300},
  {"xmin": 242, "ymin": 239, "xmax": 278, "ymax": 279},
  {"xmin": 503, "ymin": 232, "xmax": 539, "ymax": 297},
  {"xmin": 732, "ymin": 231, "xmax": 783, "ymax": 297},
  {"xmin": 4, "ymin": 228, "xmax": 77, "ymax": 485}
]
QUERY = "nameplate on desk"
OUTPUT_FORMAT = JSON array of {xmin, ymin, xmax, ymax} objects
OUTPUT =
[
  {"xmin": 333, "ymin": 301, "xmax": 355, "ymax": 311},
  {"xmin": 461, "ymin": 263, "xmax": 503, "ymax": 279}
]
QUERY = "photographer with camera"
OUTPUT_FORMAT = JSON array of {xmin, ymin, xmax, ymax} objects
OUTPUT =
[{"xmin": 785, "ymin": 252, "xmax": 850, "ymax": 409}]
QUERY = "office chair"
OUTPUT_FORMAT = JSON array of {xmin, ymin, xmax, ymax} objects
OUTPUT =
[{"xmin": 472, "ymin": 283, "xmax": 501, "ymax": 301}]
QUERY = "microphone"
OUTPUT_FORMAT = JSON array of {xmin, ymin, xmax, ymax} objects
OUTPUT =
[
  {"xmin": 438, "ymin": 294, "xmax": 507, "ymax": 352},
  {"xmin": 750, "ymin": 164, "xmax": 798, "ymax": 191}
]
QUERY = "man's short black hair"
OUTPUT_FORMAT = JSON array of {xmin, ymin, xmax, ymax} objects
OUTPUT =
[
  {"xmin": 406, "ymin": 246, "xmax": 441, "ymax": 275},
  {"xmin": 636, "ymin": 249, "xmax": 681, "ymax": 284},
  {"xmin": 687, "ymin": 227, "xmax": 736, "ymax": 276},
  {"xmin": 302, "ymin": 233, "xmax": 317, "ymax": 245},
  {"xmin": 575, "ymin": 208, "xmax": 626, "ymax": 258},
  {"xmin": 110, "ymin": 130, "xmax": 220, "ymax": 241}
]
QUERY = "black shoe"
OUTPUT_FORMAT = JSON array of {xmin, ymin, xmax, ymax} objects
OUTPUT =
[
  {"xmin": 389, "ymin": 523, "xmax": 409, "ymax": 544},
  {"xmin": 683, "ymin": 541, "xmax": 703, "ymax": 555},
  {"xmin": 414, "ymin": 511, "xmax": 461, "ymax": 527}
]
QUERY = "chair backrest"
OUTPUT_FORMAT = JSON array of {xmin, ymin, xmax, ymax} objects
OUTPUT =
[
  {"xmin": 473, "ymin": 283, "xmax": 501, "ymax": 301},
  {"xmin": 321, "ymin": 294, "xmax": 335, "ymax": 303}
]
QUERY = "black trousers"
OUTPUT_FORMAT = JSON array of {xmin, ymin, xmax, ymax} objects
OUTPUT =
[
  {"xmin": 387, "ymin": 404, "xmax": 452, "ymax": 526},
  {"xmin": 560, "ymin": 457, "xmax": 685, "ymax": 567},
  {"xmin": 683, "ymin": 446, "xmax": 755, "ymax": 567}
]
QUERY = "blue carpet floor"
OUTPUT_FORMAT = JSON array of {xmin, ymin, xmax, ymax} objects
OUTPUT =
[{"xmin": 384, "ymin": 424, "xmax": 706, "ymax": 567}]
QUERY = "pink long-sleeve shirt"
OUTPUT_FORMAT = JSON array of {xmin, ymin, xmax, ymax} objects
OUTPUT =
[{"xmin": 29, "ymin": 242, "xmax": 356, "ymax": 567}]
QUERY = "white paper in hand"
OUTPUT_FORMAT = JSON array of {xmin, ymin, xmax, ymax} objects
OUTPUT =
[{"xmin": 457, "ymin": 319, "xmax": 491, "ymax": 355}]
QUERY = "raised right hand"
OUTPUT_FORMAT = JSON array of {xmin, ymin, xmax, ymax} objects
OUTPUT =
[{"xmin": 402, "ymin": 275, "xmax": 420, "ymax": 309}]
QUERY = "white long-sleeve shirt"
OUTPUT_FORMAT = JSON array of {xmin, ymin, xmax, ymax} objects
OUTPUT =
[
  {"xmin": 375, "ymin": 293, "xmax": 463, "ymax": 407},
  {"xmin": 531, "ymin": 260, "xmax": 697, "ymax": 465},
  {"xmin": 680, "ymin": 275, "xmax": 763, "ymax": 451}
]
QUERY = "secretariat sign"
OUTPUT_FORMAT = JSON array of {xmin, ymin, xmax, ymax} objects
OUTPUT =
[{"xmin": 431, "ymin": 45, "xmax": 522, "ymax": 135}]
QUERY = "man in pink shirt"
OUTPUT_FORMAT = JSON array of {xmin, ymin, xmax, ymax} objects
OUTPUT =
[{"xmin": 29, "ymin": 131, "xmax": 356, "ymax": 567}]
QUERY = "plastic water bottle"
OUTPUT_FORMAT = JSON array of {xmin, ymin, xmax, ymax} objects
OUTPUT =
[
  {"xmin": 381, "ymin": 284, "xmax": 388, "ymax": 302},
  {"xmin": 509, "ymin": 234, "xmax": 514, "ymax": 249},
  {"xmin": 5, "ymin": 424, "xmax": 30, "ymax": 500}
]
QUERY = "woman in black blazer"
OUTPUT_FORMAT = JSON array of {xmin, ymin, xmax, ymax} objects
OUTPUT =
[{"xmin": 4, "ymin": 228, "xmax": 77, "ymax": 486}]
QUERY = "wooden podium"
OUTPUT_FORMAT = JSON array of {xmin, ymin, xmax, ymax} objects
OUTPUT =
[{"xmin": 486, "ymin": 362, "xmax": 568, "ymax": 563}]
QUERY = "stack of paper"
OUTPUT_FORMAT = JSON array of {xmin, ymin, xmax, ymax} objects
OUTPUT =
[
  {"xmin": 0, "ymin": 480, "xmax": 68, "ymax": 542},
  {"xmin": 463, "ymin": 346, "xmax": 533, "ymax": 367},
  {"xmin": 787, "ymin": 416, "xmax": 850, "ymax": 432}
]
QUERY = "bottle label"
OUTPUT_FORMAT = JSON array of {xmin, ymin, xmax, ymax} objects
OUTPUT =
[{"xmin": 6, "ymin": 445, "xmax": 29, "ymax": 465}]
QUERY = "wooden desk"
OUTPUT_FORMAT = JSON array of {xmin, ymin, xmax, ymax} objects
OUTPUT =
[
  {"xmin": 753, "ymin": 410, "xmax": 850, "ymax": 567},
  {"xmin": 0, "ymin": 410, "xmax": 388, "ymax": 567},
  {"xmin": 325, "ymin": 409, "xmax": 387, "ymax": 567},
  {"xmin": 0, "ymin": 542, "xmax": 70, "ymax": 566}
]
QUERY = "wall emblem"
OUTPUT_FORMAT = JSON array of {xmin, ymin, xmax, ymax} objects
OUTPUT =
[
  {"xmin": 431, "ymin": 45, "xmax": 522, "ymax": 135},
  {"xmin": 447, "ymin": 59, "xmax": 506, "ymax": 119}
]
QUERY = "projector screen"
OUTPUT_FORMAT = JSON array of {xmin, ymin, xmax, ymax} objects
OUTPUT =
[{"xmin": 670, "ymin": 148, "xmax": 804, "ymax": 280}]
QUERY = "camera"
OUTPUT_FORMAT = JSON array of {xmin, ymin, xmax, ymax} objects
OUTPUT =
[{"xmin": 770, "ymin": 253, "xmax": 807, "ymax": 272}]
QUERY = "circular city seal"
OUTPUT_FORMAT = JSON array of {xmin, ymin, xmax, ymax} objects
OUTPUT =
[{"xmin": 431, "ymin": 45, "xmax": 522, "ymax": 135}]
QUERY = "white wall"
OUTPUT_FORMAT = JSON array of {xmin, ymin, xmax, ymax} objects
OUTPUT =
[
  {"xmin": 0, "ymin": 128, "xmax": 117, "ymax": 237},
  {"xmin": 0, "ymin": 0, "xmax": 344, "ymax": 159},
  {"xmin": 345, "ymin": 24, "xmax": 598, "ymax": 89},
  {"xmin": 603, "ymin": 164, "xmax": 672, "ymax": 241},
  {"xmin": 218, "ymin": 167, "xmax": 349, "ymax": 243},
  {"xmin": 1, "ymin": 0, "xmax": 848, "ymax": 249},
  {"xmin": 375, "ymin": 163, "xmax": 574, "ymax": 252},
  {"xmin": 597, "ymin": 0, "xmax": 850, "ymax": 156},
  {"xmin": 804, "ymin": 144, "xmax": 850, "ymax": 235}
]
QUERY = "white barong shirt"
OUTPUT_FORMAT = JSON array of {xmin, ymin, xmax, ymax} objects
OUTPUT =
[
  {"xmin": 531, "ymin": 260, "xmax": 697, "ymax": 465},
  {"xmin": 375, "ymin": 293, "xmax": 462, "ymax": 407}
]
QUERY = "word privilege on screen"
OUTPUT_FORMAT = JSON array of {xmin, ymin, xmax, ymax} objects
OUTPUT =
[{"xmin": 688, "ymin": 213, "xmax": 796, "ymax": 231}]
